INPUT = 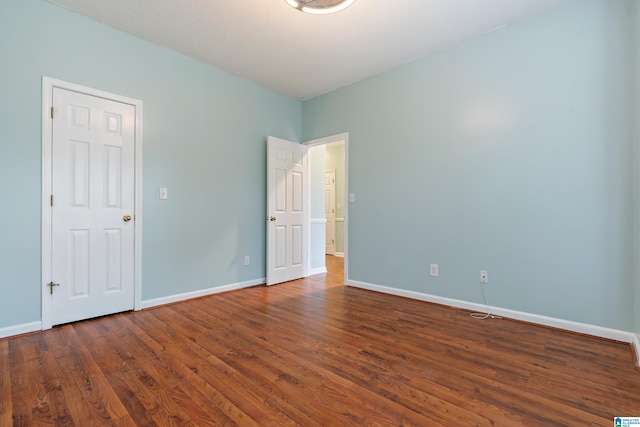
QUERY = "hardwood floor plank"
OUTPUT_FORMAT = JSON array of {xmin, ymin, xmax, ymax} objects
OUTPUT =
[
  {"xmin": 0, "ymin": 340, "xmax": 12, "ymax": 427},
  {"xmin": 192, "ymin": 288, "xmax": 524, "ymax": 424},
  {"xmin": 127, "ymin": 309, "xmax": 300, "ymax": 426},
  {"xmin": 9, "ymin": 337, "xmax": 39, "ymax": 426},
  {"xmin": 191, "ymin": 299, "xmax": 455, "ymax": 425},
  {"xmin": 171, "ymin": 380, "xmax": 243, "ymax": 427},
  {"xmin": 42, "ymin": 324, "xmax": 129, "ymax": 425},
  {"xmin": 2, "ymin": 256, "xmax": 640, "ymax": 425},
  {"xmin": 72, "ymin": 320, "xmax": 162, "ymax": 426},
  {"xmin": 205, "ymin": 288, "xmax": 527, "ymax": 425},
  {"xmin": 115, "ymin": 314, "xmax": 260, "ymax": 427},
  {"xmin": 183, "ymin": 296, "xmax": 414, "ymax": 424}
]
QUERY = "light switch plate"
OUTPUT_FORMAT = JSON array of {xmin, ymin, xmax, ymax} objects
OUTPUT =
[{"xmin": 160, "ymin": 187, "xmax": 168, "ymax": 200}]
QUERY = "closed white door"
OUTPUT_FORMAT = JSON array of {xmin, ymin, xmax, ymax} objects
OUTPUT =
[
  {"xmin": 325, "ymin": 170, "xmax": 336, "ymax": 255},
  {"xmin": 266, "ymin": 136, "xmax": 308, "ymax": 286},
  {"xmin": 49, "ymin": 87, "xmax": 135, "ymax": 325}
]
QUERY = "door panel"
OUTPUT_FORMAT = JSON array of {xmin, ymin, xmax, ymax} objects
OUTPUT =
[
  {"xmin": 50, "ymin": 87, "xmax": 135, "ymax": 325},
  {"xmin": 267, "ymin": 136, "xmax": 308, "ymax": 285},
  {"xmin": 69, "ymin": 229, "xmax": 90, "ymax": 296},
  {"xmin": 106, "ymin": 229, "xmax": 123, "ymax": 291}
]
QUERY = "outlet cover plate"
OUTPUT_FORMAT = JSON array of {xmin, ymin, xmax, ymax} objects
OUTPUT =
[
  {"xmin": 480, "ymin": 270, "xmax": 489, "ymax": 284},
  {"xmin": 430, "ymin": 264, "xmax": 438, "ymax": 277}
]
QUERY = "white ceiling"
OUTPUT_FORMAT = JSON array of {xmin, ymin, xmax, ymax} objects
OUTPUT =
[{"xmin": 44, "ymin": 0, "xmax": 570, "ymax": 100}]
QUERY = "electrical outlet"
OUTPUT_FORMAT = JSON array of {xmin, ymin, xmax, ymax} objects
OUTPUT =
[
  {"xmin": 429, "ymin": 264, "xmax": 438, "ymax": 277},
  {"xmin": 480, "ymin": 270, "xmax": 489, "ymax": 284},
  {"xmin": 244, "ymin": 256, "xmax": 250, "ymax": 266}
]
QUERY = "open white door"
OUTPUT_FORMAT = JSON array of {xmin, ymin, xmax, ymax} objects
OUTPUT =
[{"xmin": 266, "ymin": 136, "xmax": 308, "ymax": 285}]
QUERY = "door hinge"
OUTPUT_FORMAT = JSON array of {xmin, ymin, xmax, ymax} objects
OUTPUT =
[
  {"xmin": 50, "ymin": 106, "xmax": 55, "ymax": 119},
  {"xmin": 50, "ymin": 195, "xmax": 54, "ymax": 206}
]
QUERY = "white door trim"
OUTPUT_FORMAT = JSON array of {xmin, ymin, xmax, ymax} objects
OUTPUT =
[
  {"xmin": 41, "ymin": 77, "xmax": 143, "ymax": 329},
  {"xmin": 305, "ymin": 132, "xmax": 349, "ymax": 284}
]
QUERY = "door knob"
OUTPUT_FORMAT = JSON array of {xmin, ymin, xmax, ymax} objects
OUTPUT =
[
  {"xmin": 269, "ymin": 216, "xmax": 276, "ymax": 221},
  {"xmin": 123, "ymin": 215, "xmax": 132, "ymax": 222}
]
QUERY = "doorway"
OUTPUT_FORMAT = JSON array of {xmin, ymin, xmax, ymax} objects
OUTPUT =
[
  {"xmin": 41, "ymin": 77, "xmax": 143, "ymax": 329},
  {"xmin": 306, "ymin": 134, "xmax": 348, "ymax": 282}
]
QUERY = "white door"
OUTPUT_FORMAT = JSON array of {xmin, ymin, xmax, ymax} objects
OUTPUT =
[
  {"xmin": 266, "ymin": 136, "xmax": 308, "ymax": 286},
  {"xmin": 325, "ymin": 170, "xmax": 336, "ymax": 255},
  {"xmin": 49, "ymin": 87, "xmax": 135, "ymax": 325}
]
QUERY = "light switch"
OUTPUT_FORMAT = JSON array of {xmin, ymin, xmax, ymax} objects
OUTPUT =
[
  {"xmin": 349, "ymin": 193, "xmax": 355, "ymax": 203},
  {"xmin": 159, "ymin": 187, "xmax": 168, "ymax": 200}
]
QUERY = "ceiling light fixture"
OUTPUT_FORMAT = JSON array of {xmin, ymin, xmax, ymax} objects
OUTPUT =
[{"xmin": 285, "ymin": 0, "xmax": 357, "ymax": 15}]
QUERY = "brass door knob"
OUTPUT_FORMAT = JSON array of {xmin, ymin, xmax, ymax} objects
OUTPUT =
[
  {"xmin": 123, "ymin": 215, "xmax": 132, "ymax": 222},
  {"xmin": 269, "ymin": 216, "xmax": 276, "ymax": 222}
]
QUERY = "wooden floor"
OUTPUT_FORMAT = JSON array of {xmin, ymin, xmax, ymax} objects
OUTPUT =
[{"xmin": 2, "ymin": 256, "xmax": 640, "ymax": 426}]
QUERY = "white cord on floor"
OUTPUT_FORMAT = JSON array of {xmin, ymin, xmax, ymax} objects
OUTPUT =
[{"xmin": 470, "ymin": 283, "xmax": 501, "ymax": 320}]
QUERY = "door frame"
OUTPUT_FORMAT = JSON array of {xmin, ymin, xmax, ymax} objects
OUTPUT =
[
  {"xmin": 41, "ymin": 77, "xmax": 143, "ymax": 330},
  {"xmin": 305, "ymin": 132, "xmax": 349, "ymax": 283}
]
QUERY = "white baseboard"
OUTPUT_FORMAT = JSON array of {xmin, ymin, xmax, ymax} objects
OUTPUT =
[
  {"xmin": 141, "ymin": 278, "xmax": 265, "ymax": 309},
  {"xmin": 308, "ymin": 267, "xmax": 327, "ymax": 276},
  {"xmin": 633, "ymin": 334, "xmax": 640, "ymax": 368},
  {"xmin": 347, "ymin": 280, "xmax": 635, "ymax": 344},
  {"xmin": 334, "ymin": 252, "xmax": 345, "ymax": 258},
  {"xmin": 0, "ymin": 321, "xmax": 42, "ymax": 339}
]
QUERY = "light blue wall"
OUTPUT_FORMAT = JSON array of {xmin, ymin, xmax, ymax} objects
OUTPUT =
[
  {"xmin": 326, "ymin": 142, "xmax": 345, "ymax": 254},
  {"xmin": 2, "ymin": 0, "xmax": 637, "ymax": 335},
  {"xmin": 309, "ymin": 145, "xmax": 327, "ymax": 270},
  {"xmin": 303, "ymin": 0, "xmax": 635, "ymax": 330},
  {"xmin": 634, "ymin": 0, "xmax": 640, "ymax": 339},
  {"xmin": 0, "ymin": 0, "xmax": 301, "ymax": 328}
]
